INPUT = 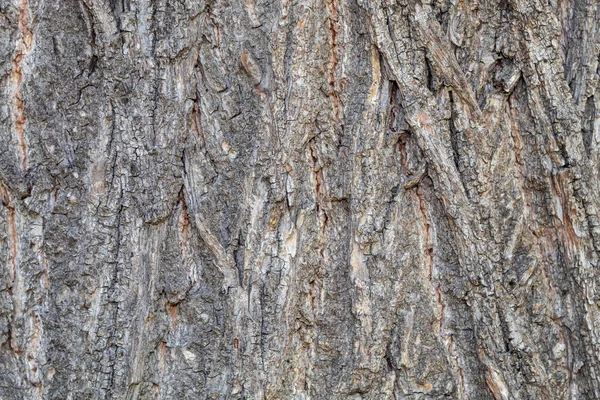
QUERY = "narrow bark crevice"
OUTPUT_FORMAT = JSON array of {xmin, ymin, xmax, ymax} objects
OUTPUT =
[
  {"xmin": 582, "ymin": 95, "xmax": 595, "ymax": 158},
  {"xmin": 10, "ymin": 0, "xmax": 33, "ymax": 173}
]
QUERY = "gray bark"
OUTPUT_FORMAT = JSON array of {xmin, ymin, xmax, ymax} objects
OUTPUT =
[{"xmin": 1, "ymin": 0, "xmax": 600, "ymax": 398}]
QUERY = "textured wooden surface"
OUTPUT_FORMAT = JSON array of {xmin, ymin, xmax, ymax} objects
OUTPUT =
[{"xmin": 1, "ymin": 0, "xmax": 600, "ymax": 398}]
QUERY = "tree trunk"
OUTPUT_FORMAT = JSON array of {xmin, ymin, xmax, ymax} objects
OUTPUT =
[{"xmin": 1, "ymin": 0, "xmax": 600, "ymax": 398}]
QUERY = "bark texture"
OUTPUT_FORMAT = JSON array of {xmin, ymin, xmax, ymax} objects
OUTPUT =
[{"xmin": 1, "ymin": 0, "xmax": 600, "ymax": 398}]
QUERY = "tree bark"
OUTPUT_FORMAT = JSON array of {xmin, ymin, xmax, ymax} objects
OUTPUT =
[{"xmin": 1, "ymin": 0, "xmax": 600, "ymax": 398}]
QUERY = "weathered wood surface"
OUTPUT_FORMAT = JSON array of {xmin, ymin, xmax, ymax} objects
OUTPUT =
[{"xmin": 1, "ymin": 0, "xmax": 600, "ymax": 398}]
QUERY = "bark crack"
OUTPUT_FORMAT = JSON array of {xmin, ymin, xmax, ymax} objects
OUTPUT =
[
  {"xmin": 10, "ymin": 0, "xmax": 33, "ymax": 173},
  {"xmin": 326, "ymin": 0, "xmax": 342, "ymax": 131},
  {"xmin": 0, "ymin": 182, "xmax": 20, "ymax": 354}
]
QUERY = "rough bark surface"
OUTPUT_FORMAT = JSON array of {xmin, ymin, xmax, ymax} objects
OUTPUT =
[{"xmin": 1, "ymin": 0, "xmax": 600, "ymax": 398}]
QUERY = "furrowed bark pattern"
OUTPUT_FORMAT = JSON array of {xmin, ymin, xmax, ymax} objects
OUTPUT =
[{"xmin": 1, "ymin": 0, "xmax": 600, "ymax": 399}]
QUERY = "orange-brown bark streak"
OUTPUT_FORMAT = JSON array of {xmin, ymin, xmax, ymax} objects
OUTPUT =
[
  {"xmin": 0, "ymin": 183, "xmax": 17, "ymax": 284},
  {"xmin": 11, "ymin": 0, "xmax": 33, "ymax": 172},
  {"xmin": 415, "ymin": 187, "xmax": 433, "ymax": 280},
  {"xmin": 415, "ymin": 186, "xmax": 467, "ymax": 397},
  {"xmin": 326, "ymin": 0, "xmax": 341, "ymax": 124},
  {"xmin": 7, "ymin": 207, "xmax": 17, "ymax": 285},
  {"xmin": 1, "ymin": 183, "xmax": 19, "ymax": 354}
]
